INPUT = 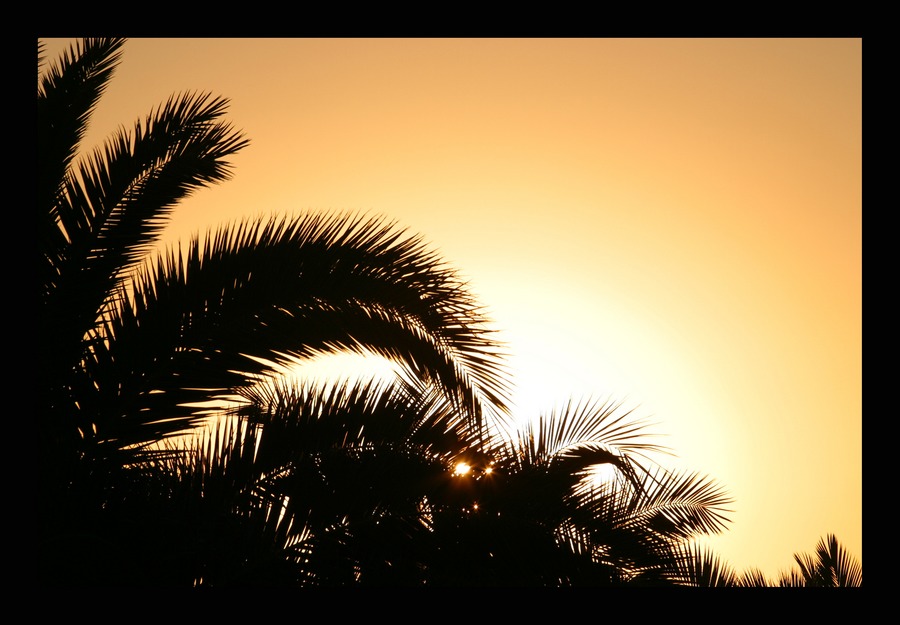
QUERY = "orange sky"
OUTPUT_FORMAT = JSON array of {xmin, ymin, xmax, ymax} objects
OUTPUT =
[{"xmin": 41, "ymin": 38, "xmax": 862, "ymax": 579}]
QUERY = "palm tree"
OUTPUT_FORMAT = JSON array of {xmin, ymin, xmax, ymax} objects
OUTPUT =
[
  {"xmin": 675, "ymin": 534, "xmax": 862, "ymax": 587},
  {"xmin": 419, "ymin": 397, "xmax": 734, "ymax": 586},
  {"xmin": 41, "ymin": 37, "xmax": 249, "ymax": 480},
  {"xmin": 39, "ymin": 35, "xmax": 511, "ymax": 469},
  {"xmin": 76, "ymin": 385, "xmax": 731, "ymax": 586},
  {"xmin": 39, "ymin": 37, "xmax": 253, "ymax": 578},
  {"xmin": 39, "ymin": 38, "xmax": 512, "ymax": 584},
  {"xmin": 45, "ymin": 375, "xmax": 480, "ymax": 586},
  {"xmin": 779, "ymin": 534, "xmax": 862, "ymax": 587},
  {"xmin": 232, "ymin": 375, "xmax": 488, "ymax": 586},
  {"xmin": 40, "ymin": 38, "xmax": 739, "ymax": 587}
]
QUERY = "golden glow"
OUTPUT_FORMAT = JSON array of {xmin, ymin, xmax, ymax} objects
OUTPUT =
[
  {"xmin": 453, "ymin": 462, "xmax": 472, "ymax": 477},
  {"xmin": 40, "ymin": 38, "xmax": 861, "ymax": 579}
]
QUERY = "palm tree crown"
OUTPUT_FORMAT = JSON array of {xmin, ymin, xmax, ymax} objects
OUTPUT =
[
  {"xmin": 39, "ymin": 39, "xmax": 514, "ymax": 584},
  {"xmin": 38, "ymin": 38, "xmax": 765, "ymax": 587},
  {"xmin": 40, "ymin": 37, "xmax": 511, "ymax": 471}
]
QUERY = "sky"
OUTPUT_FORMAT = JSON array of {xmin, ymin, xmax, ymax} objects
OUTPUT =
[{"xmin": 40, "ymin": 38, "xmax": 862, "ymax": 580}]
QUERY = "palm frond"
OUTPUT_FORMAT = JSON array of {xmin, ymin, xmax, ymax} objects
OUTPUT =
[
  {"xmin": 775, "ymin": 568, "xmax": 809, "ymax": 587},
  {"xmin": 737, "ymin": 567, "xmax": 774, "ymax": 587},
  {"xmin": 671, "ymin": 541, "xmax": 739, "ymax": 586},
  {"xmin": 792, "ymin": 533, "xmax": 862, "ymax": 587},
  {"xmin": 41, "ymin": 41, "xmax": 250, "ymax": 448},
  {"xmin": 228, "ymin": 376, "xmax": 471, "ymax": 585},
  {"xmin": 43, "ymin": 91, "xmax": 249, "ymax": 355},
  {"xmin": 38, "ymin": 37, "xmax": 125, "ymax": 221},
  {"xmin": 94, "ymin": 418, "xmax": 307, "ymax": 586},
  {"xmin": 583, "ymin": 464, "xmax": 733, "ymax": 541},
  {"xmin": 80, "ymin": 213, "xmax": 511, "ymax": 454},
  {"xmin": 57, "ymin": 92, "xmax": 248, "ymax": 267},
  {"xmin": 632, "ymin": 466, "xmax": 733, "ymax": 537},
  {"xmin": 511, "ymin": 397, "xmax": 670, "ymax": 470},
  {"xmin": 238, "ymin": 374, "xmax": 479, "ymax": 468}
]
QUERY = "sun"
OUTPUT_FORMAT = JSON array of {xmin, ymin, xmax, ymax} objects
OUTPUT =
[{"xmin": 453, "ymin": 462, "xmax": 472, "ymax": 476}]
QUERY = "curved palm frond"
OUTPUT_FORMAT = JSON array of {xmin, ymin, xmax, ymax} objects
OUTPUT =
[
  {"xmin": 617, "ymin": 465, "xmax": 734, "ymax": 538},
  {"xmin": 546, "ymin": 459, "xmax": 733, "ymax": 586},
  {"xmin": 509, "ymin": 397, "xmax": 670, "ymax": 471},
  {"xmin": 77, "ymin": 213, "xmax": 511, "ymax": 456},
  {"xmin": 488, "ymin": 397, "xmax": 670, "ymax": 513}
]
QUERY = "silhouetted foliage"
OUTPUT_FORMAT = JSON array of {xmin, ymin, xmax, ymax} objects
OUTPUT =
[
  {"xmin": 674, "ymin": 534, "xmax": 862, "ymax": 587},
  {"xmin": 774, "ymin": 534, "xmax": 862, "ymax": 587},
  {"xmin": 39, "ymin": 38, "xmax": 856, "ymax": 587},
  {"xmin": 39, "ymin": 37, "xmax": 509, "ymax": 586}
]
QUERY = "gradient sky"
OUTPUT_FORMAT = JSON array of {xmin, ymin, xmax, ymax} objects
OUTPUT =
[{"xmin": 41, "ymin": 38, "xmax": 862, "ymax": 580}]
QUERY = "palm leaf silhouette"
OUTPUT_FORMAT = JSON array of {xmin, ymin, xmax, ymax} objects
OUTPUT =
[
  {"xmin": 790, "ymin": 533, "xmax": 862, "ymax": 587},
  {"xmin": 44, "ymin": 38, "xmax": 813, "ymax": 587},
  {"xmin": 77, "ymin": 213, "xmax": 511, "ymax": 460}
]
